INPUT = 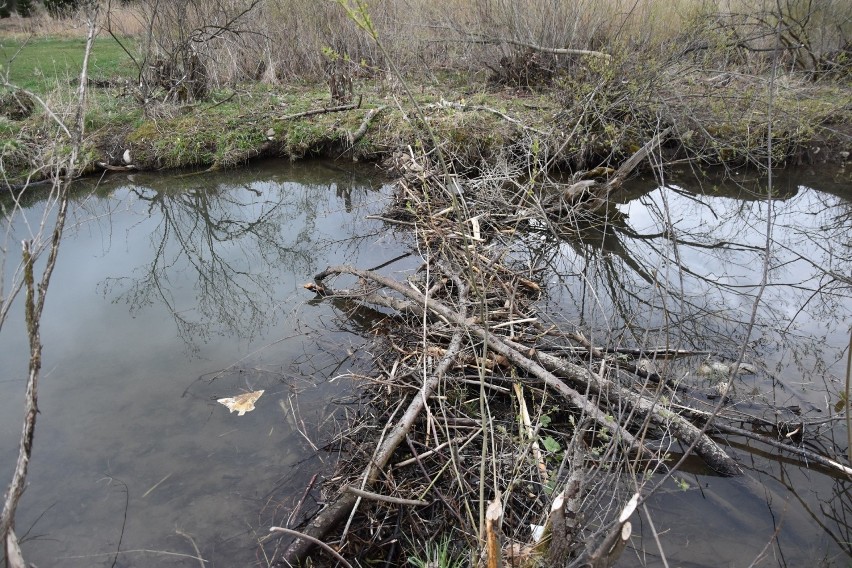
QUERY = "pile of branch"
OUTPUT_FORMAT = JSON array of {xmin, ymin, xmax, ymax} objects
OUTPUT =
[
  {"xmin": 267, "ymin": 142, "xmax": 747, "ymax": 567},
  {"xmin": 274, "ymin": 140, "xmax": 850, "ymax": 566}
]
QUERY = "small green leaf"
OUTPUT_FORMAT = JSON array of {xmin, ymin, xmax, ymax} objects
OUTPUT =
[
  {"xmin": 541, "ymin": 435, "xmax": 561, "ymax": 453},
  {"xmin": 539, "ymin": 414, "xmax": 552, "ymax": 427}
]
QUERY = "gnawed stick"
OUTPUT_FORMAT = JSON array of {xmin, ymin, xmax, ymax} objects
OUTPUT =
[
  {"xmin": 559, "ymin": 127, "xmax": 673, "ymax": 210},
  {"xmin": 606, "ymin": 126, "xmax": 672, "ymax": 189}
]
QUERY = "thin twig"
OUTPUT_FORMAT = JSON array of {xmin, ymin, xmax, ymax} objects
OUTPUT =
[
  {"xmin": 344, "ymin": 486, "xmax": 429, "ymax": 507},
  {"xmin": 279, "ymin": 102, "xmax": 357, "ymax": 121},
  {"xmin": 175, "ymin": 530, "xmax": 206, "ymax": 568}
]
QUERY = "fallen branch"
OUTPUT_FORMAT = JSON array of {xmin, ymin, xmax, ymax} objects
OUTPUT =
[
  {"xmin": 347, "ymin": 105, "xmax": 387, "ymax": 146},
  {"xmin": 559, "ymin": 127, "xmax": 673, "ymax": 210},
  {"xmin": 710, "ymin": 422, "xmax": 852, "ymax": 478},
  {"xmin": 344, "ymin": 486, "xmax": 429, "ymax": 507},
  {"xmin": 469, "ymin": 35, "xmax": 611, "ymax": 60},
  {"xmin": 279, "ymin": 99, "xmax": 360, "ymax": 121},
  {"xmin": 270, "ymin": 527, "xmax": 353, "ymax": 568}
]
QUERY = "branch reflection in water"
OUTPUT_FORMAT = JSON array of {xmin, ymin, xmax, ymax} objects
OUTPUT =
[
  {"xmin": 512, "ymin": 166, "xmax": 850, "ymax": 566},
  {"xmin": 0, "ymin": 160, "xmax": 412, "ymax": 567},
  {"xmin": 96, "ymin": 162, "xmax": 393, "ymax": 352}
]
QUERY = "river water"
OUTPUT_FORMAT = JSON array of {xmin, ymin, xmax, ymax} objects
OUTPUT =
[
  {"xmin": 1, "ymin": 161, "xmax": 849, "ymax": 566},
  {"xmin": 0, "ymin": 160, "xmax": 410, "ymax": 566}
]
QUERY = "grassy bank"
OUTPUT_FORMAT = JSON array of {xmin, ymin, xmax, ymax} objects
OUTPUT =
[
  {"xmin": 1, "ymin": 0, "xmax": 851, "ymax": 189},
  {"xmin": 2, "ymin": 61, "xmax": 849, "ymax": 190}
]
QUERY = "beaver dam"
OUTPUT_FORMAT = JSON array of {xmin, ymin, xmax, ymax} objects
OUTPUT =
[{"xmin": 269, "ymin": 145, "xmax": 852, "ymax": 567}]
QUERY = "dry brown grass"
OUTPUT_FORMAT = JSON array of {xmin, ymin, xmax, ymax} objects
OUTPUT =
[
  {"xmin": 184, "ymin": 0, "xmax": 850, "ymax": 85},
  {"xmin": 0, "ymin": 3, "xmax": 144, "ymax": 39}
]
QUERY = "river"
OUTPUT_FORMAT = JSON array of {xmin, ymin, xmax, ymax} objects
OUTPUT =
[{"xmin": 1, "ymin": 160, "xmax": 849, "ymax": 566}]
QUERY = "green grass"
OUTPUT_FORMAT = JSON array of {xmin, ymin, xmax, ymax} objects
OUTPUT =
[{"xmin": 1, "ymin": 36, "xmax": 136, "ymax": 93}]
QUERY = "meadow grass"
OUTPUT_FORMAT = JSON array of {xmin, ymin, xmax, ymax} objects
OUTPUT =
[{"xmin": 1, "ymin": 35, "xmax": 135, "ymax": 93}]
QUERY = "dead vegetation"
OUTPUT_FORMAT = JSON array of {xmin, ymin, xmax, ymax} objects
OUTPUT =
[{"xmin": 263, "ymin": 141, "xmax": 852, "ymax": 566}]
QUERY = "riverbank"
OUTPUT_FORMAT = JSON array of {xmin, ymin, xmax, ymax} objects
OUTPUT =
[{"xmin": 3, "ymin": 64, "xmax": 851, "ymax": 190}]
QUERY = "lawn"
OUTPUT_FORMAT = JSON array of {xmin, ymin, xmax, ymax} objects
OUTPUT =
[{"xmin": 1, "ymin": 35, "xmax": 135, "ymax": 92}]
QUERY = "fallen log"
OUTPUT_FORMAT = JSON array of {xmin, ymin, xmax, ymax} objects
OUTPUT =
[
  {"xmin": 557, "ymin": 127, "xmax": 673, "ymax": 212},
  {"xmin": 347, "ymin": 105, "xmax": 387, "ymax": 147}
]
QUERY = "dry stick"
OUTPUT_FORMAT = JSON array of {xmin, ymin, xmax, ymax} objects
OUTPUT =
[
  {"xmin": 468, "ymin": 34, "xmax": 611, "ymax": 60},
  {"xmin": 175, "ymin": 530, "xmax": 206, "ymax": 568},
  {"xmin": 287, "ymin": 473, "xmax": 319, "ymax": 528},
  {"xmin": 61, "ymin": 549, "xmax": 208, "ymax": 563},
  {"xmin": 278, "ymin": 101, "xmax": 358, "ymax": 121},
  {"xmin": 845, "ymin": 327, "xmax": 851, "ymax": 465},
  {"xmin": 0, "ymin": 11, "xmax": 97, "ymax": 546},
  {"xmin": 5, "ymin": 529, "xmax": 25, "ymax": 568},
  {"xmin": 311, "ymin": 266, "xmax": 647, "ymax": 459},
  {"xmin": 281, "ymin": 328, "xmax": 466, "ymax": 564},
  {"xmin": 344, "ymin": 486, "xmax": 429, "ymax": 507},
  {"xmin": 347, "ymin": 105, "xmax": 387, "ymax": 146},
  {"xmin": 709, "ymin": 422, "xmax": 852, "ymax": 478}
]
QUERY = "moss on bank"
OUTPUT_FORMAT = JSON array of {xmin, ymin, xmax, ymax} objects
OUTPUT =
[{"xmin": 2, "ymin": 69, "xmax": 851, "ymax": 188}]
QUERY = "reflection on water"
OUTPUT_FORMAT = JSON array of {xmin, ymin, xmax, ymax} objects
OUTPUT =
[
  {"xmin": 526, "ymin": 167, "xmax": 851, "ymax": 566},
  {"xmin": 1, "ymin": 161, "xmax": 849, "ymax": 566},
  {"xmin": 0, "ymin": 160, "xmax": 407, "ymax": 566}
]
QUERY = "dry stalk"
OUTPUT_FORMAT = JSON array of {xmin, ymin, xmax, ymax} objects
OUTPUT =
[{"xmin": 0, "ymin": 9, "xmax": 98, "ymax": 561}]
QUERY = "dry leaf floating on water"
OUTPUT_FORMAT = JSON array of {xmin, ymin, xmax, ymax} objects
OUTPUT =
[{"xmin": 217, "ymin": 390, "xmax": 264, "ymax": 416}]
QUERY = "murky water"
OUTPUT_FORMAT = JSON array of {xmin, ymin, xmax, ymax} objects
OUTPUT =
[
  {"xmin": 1, "ymin": 161, "xmax": 849, "ymax": 567},
  {"xmin": 0, "ymin": 160, "xmax": 409, "ymax": 566}
]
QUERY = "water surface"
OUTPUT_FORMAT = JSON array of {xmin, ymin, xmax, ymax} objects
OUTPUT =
[
  {"xmin": 0, "ymin": 160, "xmax": 407, "ymax": 566},
  {"xmin": 1, "ymin": 161, "xmax": 849, "ymax": 567},
  {"xmin": 534, "ymin": 166, "xmax": 851, "ymax": 567}
]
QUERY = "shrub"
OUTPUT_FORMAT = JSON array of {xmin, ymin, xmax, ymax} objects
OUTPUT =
[
  {"xmin": 44, "ymin": 0, "xmax": 78, "ymax": 18},
  {"xmin": 16, "ymin": 0, "xmax": 33, "ymax": 17}
]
